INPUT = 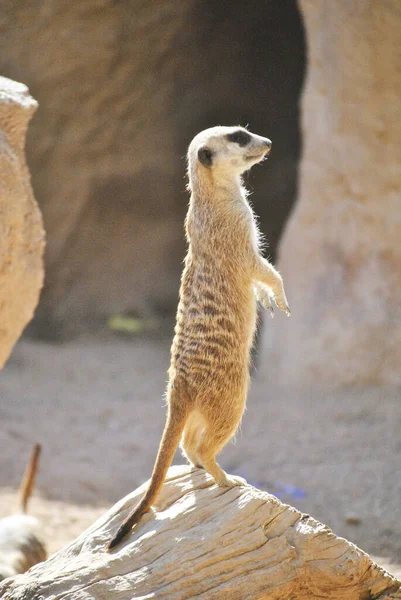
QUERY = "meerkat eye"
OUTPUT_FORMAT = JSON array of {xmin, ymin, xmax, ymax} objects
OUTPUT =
[
  {"xmin": 198, "ymin": 146, "xmax": 213, "ymax": 167},
  {"xmin": 227, "ymin": 130, "xmax": 251, "ymax": 147}
]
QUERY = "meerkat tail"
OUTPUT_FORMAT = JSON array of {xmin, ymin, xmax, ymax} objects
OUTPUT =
[
  {"xmin": 107, "ymin": 408, "xmax": 188, "ymax": 551},
  {"xmin": 19, "ymin": 443, "xmax": 41, "ymax": 513}
]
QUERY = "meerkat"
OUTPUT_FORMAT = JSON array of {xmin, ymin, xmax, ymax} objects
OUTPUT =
[
  {"xmin": 0, "ymin": 443, "xmax": 46, "ymax": 581},
  {"xmin": 108, "ymin": 125, "xmax": 290, "ymax": 550}
]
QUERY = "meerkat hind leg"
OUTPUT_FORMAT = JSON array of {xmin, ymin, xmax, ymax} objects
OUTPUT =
[
  {"xmin": 196, "ymin": 425, "xmax": 247, "ymax": 487},
  {"xmin": 180, "ymin": 412, "xmax": 205, "ymax": 468}
]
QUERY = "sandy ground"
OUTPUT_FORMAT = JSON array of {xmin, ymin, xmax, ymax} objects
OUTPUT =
[{"xmin": 0, "ymin": 333, "xmax": 400, "ymax": 578}]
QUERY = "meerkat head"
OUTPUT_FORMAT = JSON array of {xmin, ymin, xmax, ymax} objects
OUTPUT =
[{"xmin": 187, "ymin": 126, "xmax": 272, "ymax": 187}]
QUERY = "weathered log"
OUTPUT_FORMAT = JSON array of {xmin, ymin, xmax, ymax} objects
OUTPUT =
[
  {"xmin": 0, "ymin": 76, "xmax": 44, "ymax": 368},
  {"xmin": 1, "ymin": 466, "xmax": 400, "ymax": 599}
]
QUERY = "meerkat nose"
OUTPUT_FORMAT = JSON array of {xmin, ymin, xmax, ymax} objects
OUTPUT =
[{"xmin": 262, "ymin": 139, "xmax": 272, "ymax": 155}]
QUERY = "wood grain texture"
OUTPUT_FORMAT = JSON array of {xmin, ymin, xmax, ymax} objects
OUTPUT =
[{"xmin": 1, "ymin": 465, "xmax": 400, "ymax": 599}]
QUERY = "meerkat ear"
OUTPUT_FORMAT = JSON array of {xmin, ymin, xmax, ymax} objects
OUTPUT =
[{"xmin": 198, "ymin": 146, "xmax": 213, "ymax": 167}]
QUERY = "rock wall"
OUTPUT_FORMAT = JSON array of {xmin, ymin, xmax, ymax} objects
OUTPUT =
[
  {"xmin": 263, "ymin": 0, "xmax": 401, "ymax": 387},
  {"xmin": 0, "ymin": 77, "xmax": 44, "ymax": 367},
  {"xmin": 0, "ymin": 0, "xmax": 304, "ymax": 338}
]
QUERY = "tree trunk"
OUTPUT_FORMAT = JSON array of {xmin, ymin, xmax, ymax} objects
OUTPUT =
[
  {"xmin": 0, "ymin": 76, "xmax": 44, "ymax": 369},
  {"xmin": 1, "ymin": 466, "xmax": 400, "ymax": 599},
  {"xmin": 263, "ymin": 0, "xmax": 401, "ymax": 388}
]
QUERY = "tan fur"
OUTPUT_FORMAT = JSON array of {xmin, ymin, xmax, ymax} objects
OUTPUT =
[
  {"xmin": 108, "ymin": 126, "xmax": 290, "ymax": 550},
  {"xmin": 0, "ymin": 444, "xmax": 46, "ymax": 581}
]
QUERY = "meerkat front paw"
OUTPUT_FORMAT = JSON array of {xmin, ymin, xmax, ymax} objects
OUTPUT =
[
  {"xmin": 254, "ymin": 284, "xmax": 275, "ymax": 318},
  {"xmin": 271, "ymin": 281, "xmax": 291, "ymax": 317},
  {"xmin": 255, "ymin": 283, "xmax": 291, "ymax": 317}
]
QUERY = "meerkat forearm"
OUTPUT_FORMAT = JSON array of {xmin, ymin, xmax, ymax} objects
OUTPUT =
[{"xmin": 253, "ymin": 256, "xmax": 291, "ymax": 315}]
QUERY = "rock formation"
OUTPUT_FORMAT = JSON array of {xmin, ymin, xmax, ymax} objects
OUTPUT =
[
  {"xmin": 0, "ymin": 76, "xmax": 44, "ymax": 368},
  {"xmin": 0, "ymin": 1, "xmax": 304, "ymax": 337},
  {"xmin": 264, "ymin": 0, "xmax": 401, "ymax": 387}
]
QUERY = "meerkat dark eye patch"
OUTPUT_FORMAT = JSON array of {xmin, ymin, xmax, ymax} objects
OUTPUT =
[
  {"xmin": 198, "ymin": 146, "xmax": 213, "ymax": 167},
  {"xmin": 227, "ymin": 130, "xmax": 251, "ymax": 147}
]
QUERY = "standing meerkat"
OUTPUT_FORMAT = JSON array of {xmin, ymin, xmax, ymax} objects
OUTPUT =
[{"xmin": 108, "ymin": 125, "xmax": 290, "ymax": 550}]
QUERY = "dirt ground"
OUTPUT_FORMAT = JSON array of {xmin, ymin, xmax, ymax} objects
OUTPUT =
[{"xmin": 0, "ymin": 333, "xmax": 400, "ymax": 579}]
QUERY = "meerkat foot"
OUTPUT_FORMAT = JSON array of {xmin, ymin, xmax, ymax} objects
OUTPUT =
[
  {"xmin": 216, "ymin": 472, "xmax": 247, "ymax": 487},
  {"xmin": 199, "ymin": 456, "xmax": 247, "ymax": 487}
]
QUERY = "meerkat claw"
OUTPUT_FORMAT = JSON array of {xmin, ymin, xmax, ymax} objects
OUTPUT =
[
  {"xmin": 274, "ymin": 298, "xmax": 291, "ymax": 316},
  {"xmin": 263, "ymin": 299, "xmax": 274, "ymax": 315}
]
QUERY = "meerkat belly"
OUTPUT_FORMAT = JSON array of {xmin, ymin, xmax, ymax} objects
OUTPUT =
[{"xmin": 171, "ymin": 269, "xmax": 257, "ymax": 391}]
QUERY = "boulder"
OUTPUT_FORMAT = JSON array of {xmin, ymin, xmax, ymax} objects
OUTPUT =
[
  {"xmin": 264, "ymin": 0, "xmax": 401, "ymax": 387},
  {"xmin": 0, "ymin": 1, "xmax": 304, "ymax": 337},
  {"xmin": 0, "ymin": 76, "xmax": 44, "ymax": 368}
]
